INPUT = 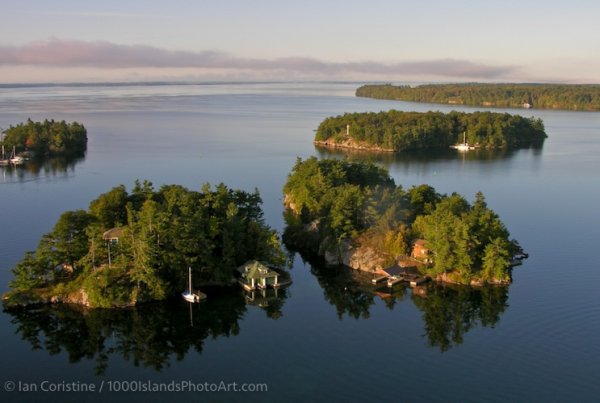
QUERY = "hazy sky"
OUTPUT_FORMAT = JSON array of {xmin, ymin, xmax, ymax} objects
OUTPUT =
[{"xmin": 1, "ymin": 0, "xmax": 599, "ymax": 83}]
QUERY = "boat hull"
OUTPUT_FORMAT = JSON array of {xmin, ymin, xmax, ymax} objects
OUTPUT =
[{"xmin": 181, "ymin": 291, "xmax": 206, "ymax": 303}]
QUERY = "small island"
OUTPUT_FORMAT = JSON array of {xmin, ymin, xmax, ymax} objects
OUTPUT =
[
  {"xmin": 1, "ymin": 119, "xmax": 87, "ymax": 163},
  {"xmin": 356, "ymin": 83, "xmax": 600, "ymax": 111},
  {"xmin": 283, "ymin": 157, "xmax": 524, "ymax": 286},
  {"xmin": 3, "ymin": 181, "xmax": 287, "ymax": 308},
  {"xmin": 314, "ymin": 110, "xmax": 546, "ymax": 152}
]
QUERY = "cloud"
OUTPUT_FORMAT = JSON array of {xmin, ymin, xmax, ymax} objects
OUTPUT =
[{"xmin": 0, "ymin": 39, "xmax": 518, "ymax": 79}]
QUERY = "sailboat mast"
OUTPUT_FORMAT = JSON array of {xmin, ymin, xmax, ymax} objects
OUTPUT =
[{"xmin": 188, "ymin": 267, "xmax": 192, "ymax": 294}]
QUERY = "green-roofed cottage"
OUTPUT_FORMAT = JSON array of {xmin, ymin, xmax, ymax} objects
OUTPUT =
[{"xmin": 237, "ymin": 260, "xmax": 280, "ymax": 291}]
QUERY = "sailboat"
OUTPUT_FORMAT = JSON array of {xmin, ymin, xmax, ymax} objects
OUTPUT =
[
  {"xmin": 451, "ymin": 132, "xmax": 475, "ymax": 151},
  {"xmin": 182, "ymin": 267, "xmax": 206, "ymax": 303},
  {"xmin": 10, "ymin": 146, "xmax": 25, "ymax": 164}
]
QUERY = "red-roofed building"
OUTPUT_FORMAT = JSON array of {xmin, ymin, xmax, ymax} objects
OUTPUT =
[{"xmin": 411, "ymin": 239, "xmax": 431, "ymax": 263}]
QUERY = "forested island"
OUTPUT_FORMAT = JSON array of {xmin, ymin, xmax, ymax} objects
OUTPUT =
[
  {"xmin": 314, "ymin": 110, "xmax": 546, "ymax": 152},
  {"xmin": 356, "ymin": 83, "xmax": 600, "ymax": 111},
  {"xmin": 1, "ymin": 119, "xmax": 87, "ymax": 157},
  {"xmin": 283, "ymin": 157, "xmax": 522, "ymax": 286},
  {"xmin": 3, "ymin": 181, "xmax": 287, "ymax": 308}
]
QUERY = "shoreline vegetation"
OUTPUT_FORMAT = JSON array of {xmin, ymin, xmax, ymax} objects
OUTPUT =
[
  {"xmin": 1, "ymin": 119, "xmax": 88, "ymax": 158},
  {"xmin": 3, "ymin": 181, "xmax": 287, "ymax": 309},
  {"xmin": 356, "ymin": 83, "xmax": 600, "ymax": 111},
  {"xmin": 283, "ymin": 157, "xmax": 524, "ymax": 286},
  {"xmin": 314, "ymin": 110, "xmax": 546, "ymax": 153}
]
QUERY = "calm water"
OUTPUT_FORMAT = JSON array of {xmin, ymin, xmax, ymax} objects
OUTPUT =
[{"xmin": 0, "ymin": 83, "xmax": 599, "ymax": 402}]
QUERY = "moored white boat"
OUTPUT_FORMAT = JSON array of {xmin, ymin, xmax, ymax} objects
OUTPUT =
[
  {"xmin": 9, "ymin": 146, "xmax": 25, "ymax": 164},
  {"xmin": 451, "ymin": 132, "xmax": 475, "ymax": 151},
  {"xmin": 182, "ymin": 267, "xmax": 206, "ymax": 303}
]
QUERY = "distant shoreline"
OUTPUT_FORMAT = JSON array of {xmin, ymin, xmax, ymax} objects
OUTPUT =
[{"xmin": 356, "ymin": 83, "xmax": 600, "ymax": 111}]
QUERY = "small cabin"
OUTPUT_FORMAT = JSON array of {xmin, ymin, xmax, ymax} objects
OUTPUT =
[
  {"xmin": 102, "ymin": 227, "xmax": 124, "ymax": 244},
  {"xmin": 237, "ymin": 260, "xmax": 280, "ymax": 291},
  {"xmin": 411, "ymin": 239, "xmax": 431, "ymax": 263}
]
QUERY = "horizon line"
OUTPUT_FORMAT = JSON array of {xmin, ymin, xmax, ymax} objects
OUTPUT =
[{"xmin": 2, "ymin": 80, "xmax": 599, "ymax": 89}]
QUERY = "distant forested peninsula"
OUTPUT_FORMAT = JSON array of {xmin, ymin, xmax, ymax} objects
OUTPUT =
[
  {"xmin": 4, "ymin": 181, "xmax": 286, "ymax": 308},
  {"xmin": 1, "ymin": 119, "xmax": 87, "ymax": 156},
  {"xmin": 314, "ymin": 110, "xmax": 546, "ymax": 152},
  {"xmin": 356, "ymin": 83, "xmax": 600, "ymax": 111},
  {"xmin": 283, "ymin": 158, "xmax": 523, "ymax": 286}
]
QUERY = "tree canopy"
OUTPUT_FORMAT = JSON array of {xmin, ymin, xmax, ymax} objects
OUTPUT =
[
  {"xmin": 357, "ymin": 83, "xmax": 600, "ymax": 111},
  {"xmin": 284, "ymin": 158, "xmax": 518, "ymax": 284},
  {"xmin": 1, "ymin": 118, "xmax": 87, "ymax": 156},
  {"xmin": 6, "ymin": 180, "xmax": 287, "ymax": 308},
  {"xmin": 315, "ymin": 110, "xmax": 546, "ymax": 151}
]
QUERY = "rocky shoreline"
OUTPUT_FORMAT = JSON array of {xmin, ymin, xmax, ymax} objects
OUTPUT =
[
  {"xmin": 3, "ymin": 288, "xmax": 132, "ymax": 309},
  {"xmin": 314, "ymin": 139, "xmax": 396, "ymax": 153},
  {"xmin": 284, "ymin": 194, "xmax": 514, "ymax": 287}
]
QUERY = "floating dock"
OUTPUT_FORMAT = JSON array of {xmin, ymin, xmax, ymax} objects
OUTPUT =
[
  {"xmin": 409, "ymin": 277, "xmax": 428, "ymax": 287},
  {"xmin": 372, "ymin": 275, "xmax": 388, "ymax": 284},
  {"xmin": 387, "ymin": 277, "xmax": 403, "ymax": 287}
]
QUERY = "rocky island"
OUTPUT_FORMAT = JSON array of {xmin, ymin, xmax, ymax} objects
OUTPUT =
[
  {"xmin": 3, "ymin": 181, "xmax": 287, "ymax": 308},
  {"xmin": 283, "ymin": 157, "xmax": 524, "ymax": 286},
  {"xmin": 314, "ymin": 110, "xmax": 547, "ymax": 152}
]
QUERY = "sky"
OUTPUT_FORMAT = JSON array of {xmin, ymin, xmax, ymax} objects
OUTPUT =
[{"xmin": 1, "ymin": 0, "xmax": 599, "ymax": 84}]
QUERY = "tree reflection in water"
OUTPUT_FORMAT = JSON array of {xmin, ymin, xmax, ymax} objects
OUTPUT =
[
  {"xmin": 309, "ymin": 259, "xmax": 508, "ymax": 351},
  {"xmin": 4, "ymin": 286, "xmax": 288, "ymax": 375},
  {"xmin": 0, "ymin": 153, "xmax": 85, "ymax": 184},
  {"xmin": 411, "ymin": 283, "xmax": 508, "ymax": 351},
  {"xmin": 243, "ymin": 286, "xmax": 289, "ymax": 320},
  {"xmin": 310, "ymin": 264, "xmax": 377, "ymax": 320}
]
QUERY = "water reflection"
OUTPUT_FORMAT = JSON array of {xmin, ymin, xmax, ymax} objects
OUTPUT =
[
  {"xmin": 315, "ymin": 144, "xmax": 543, "ymax": 167},
  {"xmin": 310, "ymin": 263, "xmax": 378, "ymax": 319},
  {"xmin": 411, "ymin": 283, "xmax": 508, "ymax": 351},
  {"xmin": 0, "ymin": 153, "xmax": 85, "ymax": 184},
  {"xmin": 308, "ymin": 259, "xmax": 508, "ymax": 352},
  {"xmin": 4, "ymin": 286, "xmax": 288, "ymax": 374},
  {"xmin": 243, "ymin": 287, "xmax": 289, "ymax": 320}
]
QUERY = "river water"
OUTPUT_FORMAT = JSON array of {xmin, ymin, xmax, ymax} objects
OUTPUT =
[{"xmin": 0, "ymin": 82, "xmax": 598, "ymax": 402}]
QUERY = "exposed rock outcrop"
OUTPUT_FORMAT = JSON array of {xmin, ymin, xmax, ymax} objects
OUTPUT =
[
  {"xmin": 435, "ymin": 272, "xmax": 511, "ymax": 286},
  {"xmin": 322, "ymin": 238, "xmax": 387, "ymax": 274},
  {"xmin": 314, "ymin": 138, "xmax": 395, "ymax": 153}
]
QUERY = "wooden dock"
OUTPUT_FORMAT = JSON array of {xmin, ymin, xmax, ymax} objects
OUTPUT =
[
  {"xmin": 372, "ymin": 275, "xmax": 388, "ymax": 284},
  {"xmin": 387, "ymin": 277, "xmax": 403, "ymax": 287},
  {"xmin": 409, "ymin": 277, "xmax": 428, "ymax": 287},
  {"xmin": 379, "ymin": 273, "xmax": 430, "ymax": 288}
]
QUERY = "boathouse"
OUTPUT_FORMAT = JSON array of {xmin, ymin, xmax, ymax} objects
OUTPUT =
[
  {"xmin": 383, "ymin": 265, "xmax": 405, "ymax": 278},
  {"xmin": 237, "ymin": 260, "xmax": 280, "ymax": 291}
]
